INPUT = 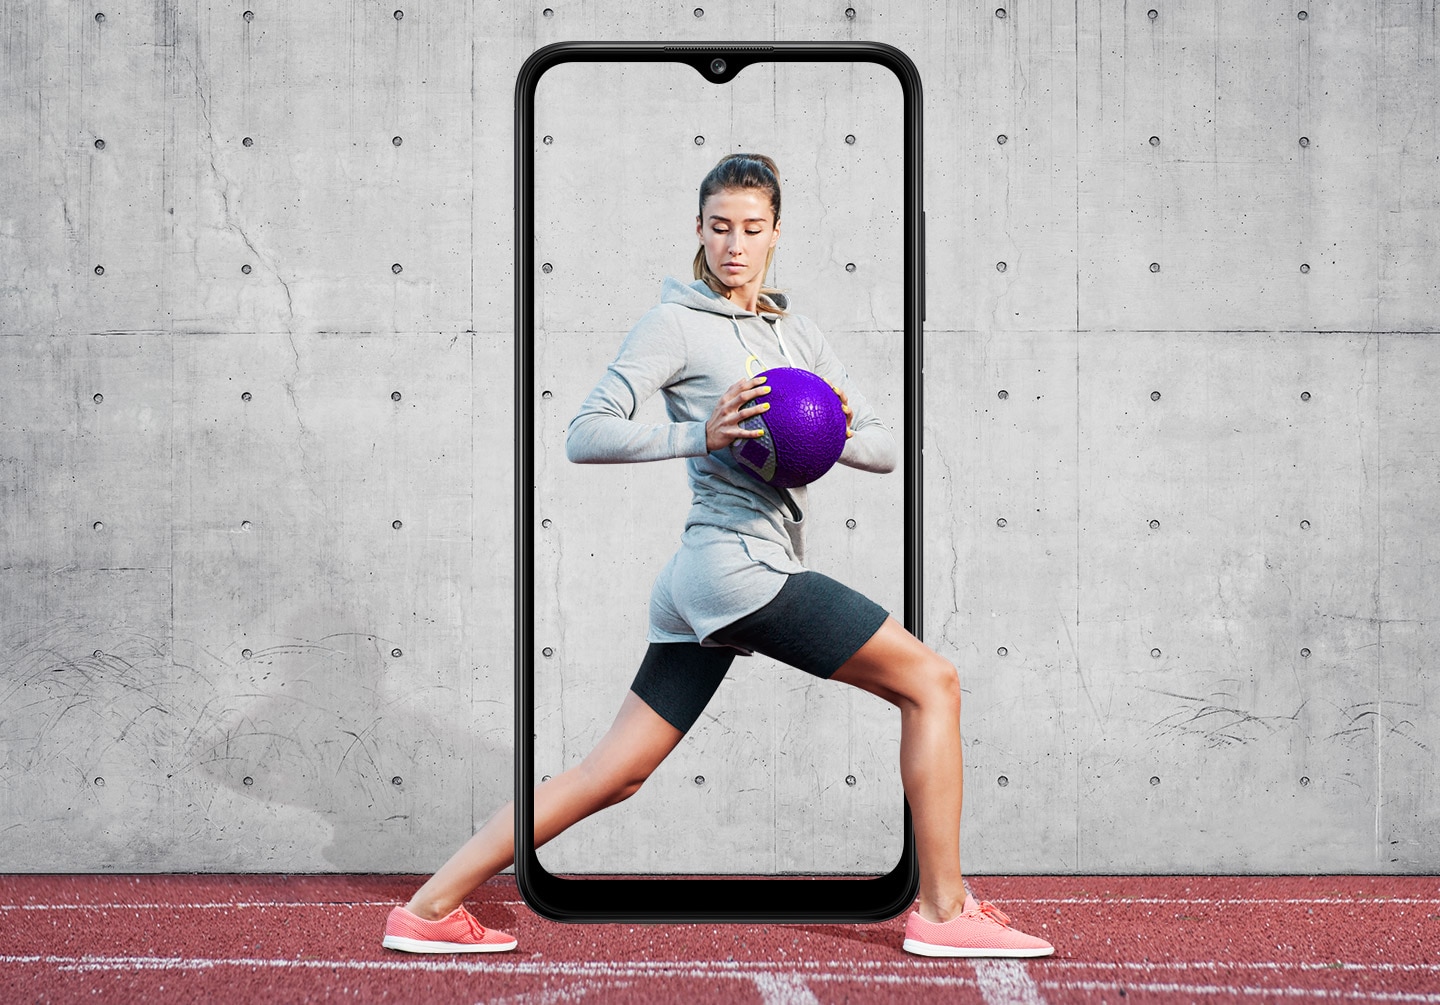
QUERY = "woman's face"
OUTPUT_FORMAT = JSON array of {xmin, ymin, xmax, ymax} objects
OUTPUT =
[{"xmin": 696, "ymin": 187, "xmax": 780, "ymax": 292}]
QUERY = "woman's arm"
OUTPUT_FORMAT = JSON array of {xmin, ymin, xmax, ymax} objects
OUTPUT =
[{"xmin": 565, "ymin": 309, "xmax": 709, "ymax": 464}]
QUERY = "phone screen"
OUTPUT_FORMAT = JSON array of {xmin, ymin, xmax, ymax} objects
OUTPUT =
[{"xmin": 516, "ymin": 42, "xmax": 922, "ymax": 922}]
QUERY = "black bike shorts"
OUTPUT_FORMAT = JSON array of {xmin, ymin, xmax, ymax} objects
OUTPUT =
[{"xmin": 628, "ymin": 570, "xmax": 890, "ymax": 734}]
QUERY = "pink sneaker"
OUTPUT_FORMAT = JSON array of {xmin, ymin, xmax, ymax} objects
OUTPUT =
[
  {"xmin": 382, "ymin": 905, "xmax": 518, "ymax": 953},
  {"xmin": 903, "ymin": 896, "xmax": 1054, "ymax": 958}
]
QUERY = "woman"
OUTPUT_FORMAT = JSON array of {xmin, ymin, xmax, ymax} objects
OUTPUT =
[{"xmin": 382, "ymin": 154, "xmax": 1053, "ymax": 958}]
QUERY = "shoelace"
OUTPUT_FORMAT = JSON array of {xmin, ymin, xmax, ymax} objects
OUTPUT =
[
  {"xmin": 971, "ymin": 901, "xmax": 1013, "ymax": 928},
  {"xmin": 461, "ymin": 911, "xmax": 489, "ymax": 941}
]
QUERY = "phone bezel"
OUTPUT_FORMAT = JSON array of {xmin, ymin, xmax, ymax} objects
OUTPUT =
[{"xmin": 515, "ymin": 40, "xmax": 924, "ymax": 923}]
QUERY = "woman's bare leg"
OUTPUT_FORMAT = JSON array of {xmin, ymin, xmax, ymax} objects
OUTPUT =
[
  {"xmin": 828, "ymin": 616, "xmax": 967, "ymax": 925},
  {"xmin": 404, "ymin": 690, "xmax": 686, "ymax": 920}
]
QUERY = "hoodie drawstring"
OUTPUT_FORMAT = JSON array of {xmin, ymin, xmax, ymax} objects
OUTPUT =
[
  {"xmin": 729, "ymin": 315, "xmax": 802, "ymax": 524},
  {"xmin": 729, "ymin": 315, "xmax": 793, "ymax": 372}
]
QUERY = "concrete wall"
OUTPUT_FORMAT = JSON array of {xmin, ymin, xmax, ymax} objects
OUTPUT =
[{"xmin": 1, "ymin": 0, "xmax": 1436, "ymax": 873}]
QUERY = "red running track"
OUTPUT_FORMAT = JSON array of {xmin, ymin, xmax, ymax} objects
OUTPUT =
[{"xmin": 2, "ymin": 874, "xmax": 1437, "ymax": 1003}]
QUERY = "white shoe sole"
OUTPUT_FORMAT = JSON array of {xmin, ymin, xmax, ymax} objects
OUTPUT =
[
  {"xmin": 902, "ymin": 937, "xmax": 1054, "ymax": 958},
  {"xmin": 382, "ymin": 934, "xmax": 518, "ymax": 953}
]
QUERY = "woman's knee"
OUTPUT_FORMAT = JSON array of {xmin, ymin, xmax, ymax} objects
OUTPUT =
[{"xmin": 916, "ymin": 652, "xmax": 961, "ymax": 712}]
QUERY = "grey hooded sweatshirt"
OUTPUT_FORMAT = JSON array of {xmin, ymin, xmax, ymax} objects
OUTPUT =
[{"xmin": 566, "ymin": 276, "xmax": 897, "ymax": 650}]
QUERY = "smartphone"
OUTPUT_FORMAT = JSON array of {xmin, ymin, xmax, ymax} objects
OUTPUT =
[{"xmin": 516, "ymin": 41, "xmax": 923, "ymax": 923}]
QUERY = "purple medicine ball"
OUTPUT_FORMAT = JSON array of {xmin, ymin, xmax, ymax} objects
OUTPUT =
[{"xmin": 730, "ymin": 367, "xmax": 848, "ymax": 489}]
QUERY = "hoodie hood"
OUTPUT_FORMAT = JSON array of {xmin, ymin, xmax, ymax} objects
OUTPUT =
[{"xmin": 660, "ymin": 276, "xmax": 789, "ymax": 317}]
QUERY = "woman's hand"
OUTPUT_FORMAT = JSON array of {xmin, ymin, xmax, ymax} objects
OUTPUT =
[
  {"xmin": 706, "ymin": 375, "xmax": 772, "ymax": 452},
  {"xmin": 832, "ymin": 383, "xmax": 854, "ymax": 438}
]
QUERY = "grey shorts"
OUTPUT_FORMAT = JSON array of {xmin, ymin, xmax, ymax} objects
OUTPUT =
[{"xmin": 629, "ymin": 570, "xmax": 890, "ymax": 734}]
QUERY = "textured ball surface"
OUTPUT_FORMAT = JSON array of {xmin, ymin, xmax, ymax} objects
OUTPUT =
[{"xmin": 730, "ymin": 367, "xmax": 848, "ymax": 489}]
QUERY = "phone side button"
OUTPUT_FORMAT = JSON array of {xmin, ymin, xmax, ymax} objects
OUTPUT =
[{"xmin": 920, "ymin": 210, "xmax": 926, "ymax": 323}]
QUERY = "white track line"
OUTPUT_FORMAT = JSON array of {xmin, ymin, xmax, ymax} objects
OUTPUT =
[
  {"xmin": 5, "ymin": 896, "xmax": 1437, "ymax": 911},
  {"xmin": 0, "ymin": 901, "xmax": 393, "ymax": 911},
  {"xmin": 0, "ymin": 954, "xmax": 977, "ymax": 991},
  {"xmin": 1049, "ymin": 961, "xmax": 1440, "ymax": 975},
  {"xmin": 750, "ymin": 971, "xmax": 822, "ymax": 1005},
  {"xmin": 7, "ymin": 955, "xmax": 1439, "ymax": 1002},
  {"xmin": 1023, "ymin": 897, "xmax": 1440, "ymax": 905},
  {"xmin": 1037, "ymin": 978, "xmax": 1440, "ymax": 1003},
  {"xmin": 8, "ymin": 954, "xmax": 1440, "ymax": 1001},
  {"xmin": 976, "ymin": 960, "xmax": 1047, "ymax": 1005}
]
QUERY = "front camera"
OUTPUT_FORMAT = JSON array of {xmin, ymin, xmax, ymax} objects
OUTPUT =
[{"xmin": 710, "ymin": 57, "xmax": 727, "ymax": 75}]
